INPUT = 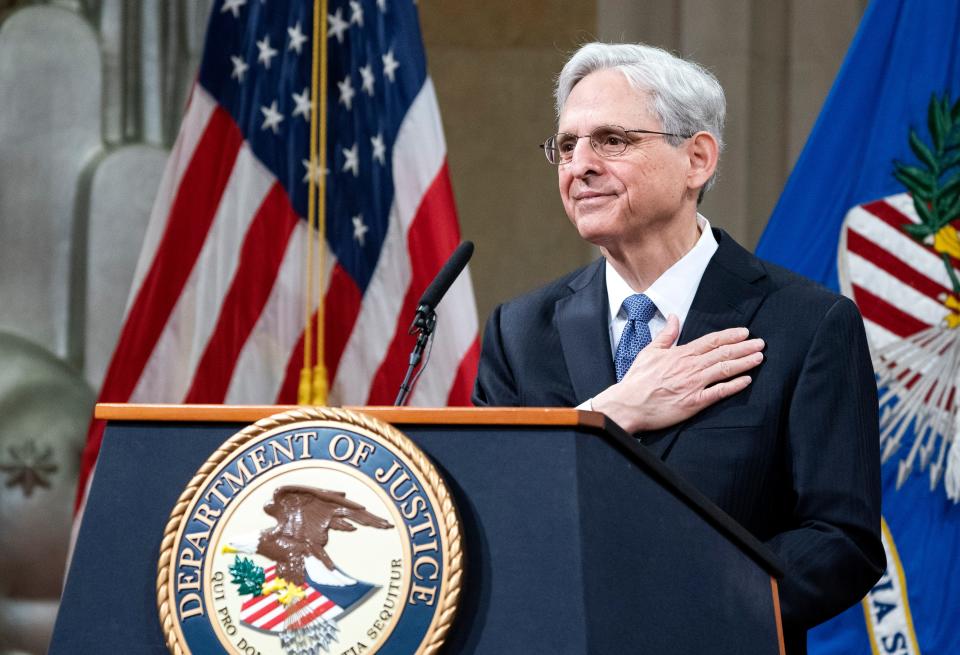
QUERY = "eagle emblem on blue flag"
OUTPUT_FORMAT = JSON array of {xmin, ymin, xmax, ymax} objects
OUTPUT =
[{"xmin": 839, "ymin": 93, "xmax": 960, "ymax": 502}]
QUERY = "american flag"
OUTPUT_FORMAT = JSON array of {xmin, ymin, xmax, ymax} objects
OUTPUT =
[{"xmin": 75, "ymin": 0, "xmax": 479, "ymax": 508}]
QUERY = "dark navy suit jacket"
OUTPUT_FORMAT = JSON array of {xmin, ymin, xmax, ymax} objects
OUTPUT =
[{"xmin": 473, "ymin": 229, "xmax": 885, "ymax": 654}]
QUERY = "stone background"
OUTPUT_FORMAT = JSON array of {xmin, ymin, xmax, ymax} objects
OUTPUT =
[{"xmin": 0, "ymin": 1, "xmax": 865, "ymax": 652}]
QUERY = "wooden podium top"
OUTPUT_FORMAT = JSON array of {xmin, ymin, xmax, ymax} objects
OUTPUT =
[{"xmin": 94, "ymin": 403, "xmax": 607, "ymax": 428}]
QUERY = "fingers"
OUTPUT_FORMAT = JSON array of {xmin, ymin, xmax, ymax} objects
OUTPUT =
[
  {"xmin": 700, "ymin": 338, "xmax": 765, "ymax": 369},
  {"xmin": 685, "ymin": 326, "xmax": 752, "ymax": 355},
  {"xmin": 701, "ymin": 350, "xmax": 763, "ymax": 386},
  {"xmin": 695, "ymin": 375, "xmax": 753, "ymax": 407}
]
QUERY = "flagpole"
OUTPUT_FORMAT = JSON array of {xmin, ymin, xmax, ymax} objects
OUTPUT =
[
  {"xmin": 298, "ymin": 0, "xmax": 326, "ymax": 405},
  {"xmin": 311, "ymin": 0, "xmax": 329, "ymax": 405}
]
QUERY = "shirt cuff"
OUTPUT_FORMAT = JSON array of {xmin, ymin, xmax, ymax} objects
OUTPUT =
[{"xmin": 575, "ymin": 398, "xmax": 593, "ymax": 411}]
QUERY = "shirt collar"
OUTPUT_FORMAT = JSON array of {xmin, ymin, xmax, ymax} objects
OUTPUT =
[{"xmin": 605, "ymin": 214, "xmax": 719, "ymax": 325}]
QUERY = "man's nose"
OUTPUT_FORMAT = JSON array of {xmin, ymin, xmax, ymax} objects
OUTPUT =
[{"xmin": 566, "ymin": 136, "xmax": 602, "ymax": 176}]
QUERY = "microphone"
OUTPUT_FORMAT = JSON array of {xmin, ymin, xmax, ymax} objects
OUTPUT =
[
  {"xmin": 416, "ymin": 240, "xmax": 474, "ymax": 313},
  {"xmin": 395, "ymin": 241, "xmax": 474, "ymax": 406}
]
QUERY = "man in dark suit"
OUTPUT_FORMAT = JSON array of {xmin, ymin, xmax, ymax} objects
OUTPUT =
[{"xmin": 473, "ymin": 42, "xmax": 884, "ymax": 653}]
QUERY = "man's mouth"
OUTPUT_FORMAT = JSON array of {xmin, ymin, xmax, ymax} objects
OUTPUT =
[{"xmin": 573, "ymin": 190, "xmax": 614, "ymax": 201}]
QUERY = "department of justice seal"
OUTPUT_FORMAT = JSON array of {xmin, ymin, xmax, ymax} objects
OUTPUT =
[{"xmin": 157, "ymin": 407, "xmax": 462, "ymax": 655}]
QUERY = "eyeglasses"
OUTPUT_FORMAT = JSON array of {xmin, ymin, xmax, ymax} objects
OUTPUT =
[{"xmin": 539, "ymin": 125, "xmax": 693, "ymax": 165}]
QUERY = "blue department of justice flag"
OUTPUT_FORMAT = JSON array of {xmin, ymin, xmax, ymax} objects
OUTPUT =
[{"xmin": 757, "ymin": 1, "xmax": 960, "ymax": 653}]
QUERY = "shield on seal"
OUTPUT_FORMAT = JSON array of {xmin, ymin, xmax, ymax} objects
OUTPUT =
[{"xmin": 238, "ymin": 564, "xmax": 375, "ymax": 634}]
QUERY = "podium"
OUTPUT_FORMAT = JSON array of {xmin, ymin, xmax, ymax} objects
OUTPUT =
[{"xmin": 52, "ymin": 405, "xmax": 785, "ymax": 654}]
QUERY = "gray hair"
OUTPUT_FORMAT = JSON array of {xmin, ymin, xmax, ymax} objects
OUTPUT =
[{"xmin": 555, "ymin": 42, "xmax": 726, "ymax": 194}]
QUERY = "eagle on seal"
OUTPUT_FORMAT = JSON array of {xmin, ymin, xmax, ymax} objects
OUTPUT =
[
  {"xmin": 243, "ymin": 485, "xmax": 393, "ymax": 586},
  {"xmin": 224, "ymin": 485, "xmax": 393, "ymax": 650}
]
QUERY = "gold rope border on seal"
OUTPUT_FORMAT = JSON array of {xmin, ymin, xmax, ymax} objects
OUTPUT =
[{"xmin": 156, "ymin": 406, "xmax": 464, "ymax": 655}]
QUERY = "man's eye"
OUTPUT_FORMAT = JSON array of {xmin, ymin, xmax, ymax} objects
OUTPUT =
[
  {"xmin": 558, "ymin": 140, "xmax": 576, "ymax": 152},
  {"xmin": 603, "ymin": 134, "xmax": 626, "ymax": 146}
]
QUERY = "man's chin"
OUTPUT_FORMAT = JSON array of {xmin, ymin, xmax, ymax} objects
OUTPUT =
[{"xmin": 572, "ymin": 214, "xmax": 619, "ymax": 246}]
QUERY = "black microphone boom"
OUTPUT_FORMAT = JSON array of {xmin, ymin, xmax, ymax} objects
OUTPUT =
[
  {"xmin": 394, "ymin": 241, "xmax": 474, "ymax": 406},
  {"xmin": 417, "ymin": 241, "xmax": 474, "ymax": 312}
]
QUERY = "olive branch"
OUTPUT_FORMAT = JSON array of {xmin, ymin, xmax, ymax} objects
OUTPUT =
[
  {"xmin": 895, "ymin": 92, "xmax": 960, "ymax": 291},
  {"xmin": 229, "ymin": 556, "xmax": 265, "ymax": 596}
]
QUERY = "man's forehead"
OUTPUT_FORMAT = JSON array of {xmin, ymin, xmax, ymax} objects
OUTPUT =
[{"xmin": 557, "ymin": 69, "xmax": 655, "ymax": 130}]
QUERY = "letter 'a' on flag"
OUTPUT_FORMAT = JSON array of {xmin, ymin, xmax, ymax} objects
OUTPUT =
[
  {"xmin": 756, "ymin": 1, "xmax": 960, "ymax": 653},
  {"xmin": 74, "ymin": 0, "xmax": 479, "ymax": 514}
]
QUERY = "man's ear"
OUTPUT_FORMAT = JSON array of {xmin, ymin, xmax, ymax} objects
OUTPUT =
[{"xmin": 686, "ymin": 131, "xmax": 719, "ymax": 193}]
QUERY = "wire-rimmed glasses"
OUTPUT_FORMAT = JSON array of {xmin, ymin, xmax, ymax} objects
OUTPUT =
[{"xmin": 539, "ymin": 125, "xmax": 693, "ymax": 165}]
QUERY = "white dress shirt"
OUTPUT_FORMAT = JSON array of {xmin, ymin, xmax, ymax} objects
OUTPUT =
[{"xmin": 579, "ymin": 215, "xmax": 718, "ymax": 408}]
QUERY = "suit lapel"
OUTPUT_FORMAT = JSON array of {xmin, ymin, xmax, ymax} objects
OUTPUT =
[
  {"xmin": 645, "ymin": 229, "xmax": 769, "ymax": 459},
  {"xmin": 556, "ymin": 259, "xmax": 616, "ymax": 404},
  {"xmin": 678, "ymin": 230, "xmax": 767, "ymax": 345}
]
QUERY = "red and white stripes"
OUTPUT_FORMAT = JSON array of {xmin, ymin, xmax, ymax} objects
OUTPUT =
[
  {"xmin": 77, "ymin": 76, "xmax": 478, "ymax": 510},
  {"xmin": 840, "ymin": 192, "xmax": 953, "ymax": 350},
  {"xmin": 239, "ymin": 565, "xmax": 342, "ymax": 633}
]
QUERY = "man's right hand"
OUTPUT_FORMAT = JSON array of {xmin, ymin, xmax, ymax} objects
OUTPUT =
[{"xmin": 591, "ymin": 314, "xmax": 764, "ymax": 434}]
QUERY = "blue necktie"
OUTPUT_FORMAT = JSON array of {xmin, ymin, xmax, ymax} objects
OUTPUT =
[{"xmin": 614, "ymin": 293, "xmax": 658, "ymax": 381}]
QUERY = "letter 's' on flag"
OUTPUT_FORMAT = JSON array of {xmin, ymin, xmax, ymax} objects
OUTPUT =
[
  {"xmin": 75, "ymin": 0, "xmax": 479, "ymax": 513},
  {"xmin": 757, "ymin": 1, "xmax": 960, "ymax": 653}
]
